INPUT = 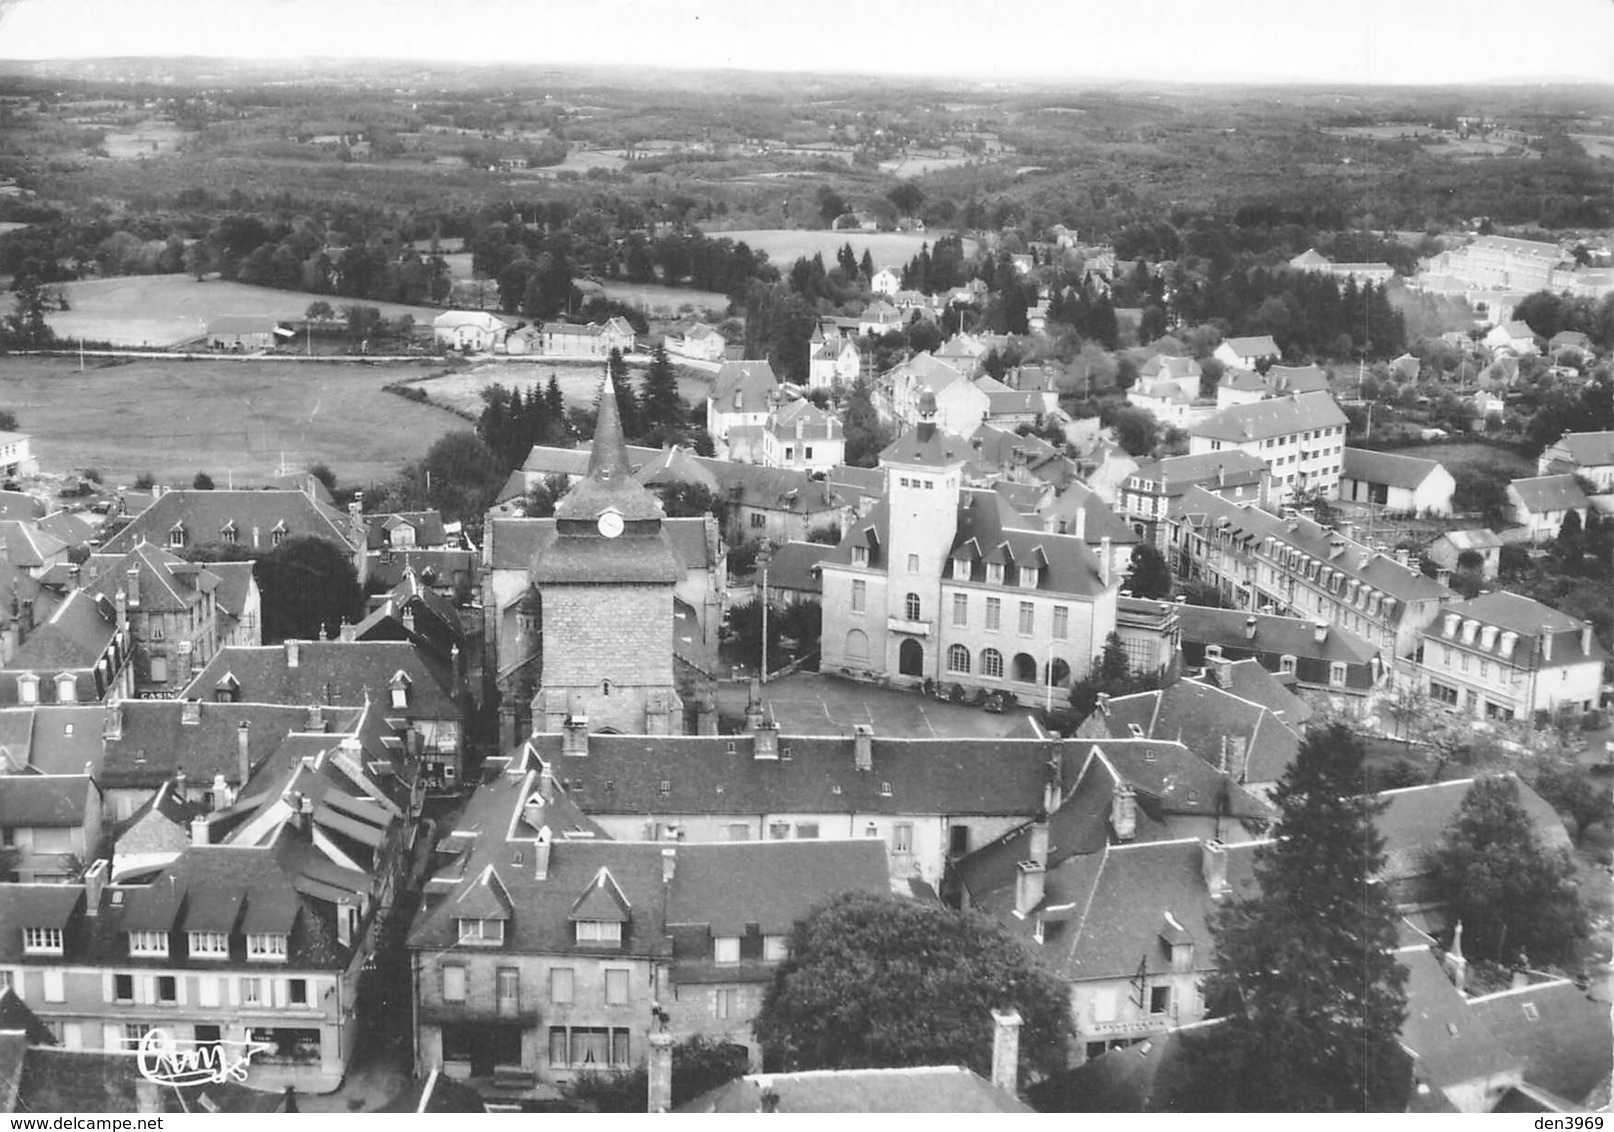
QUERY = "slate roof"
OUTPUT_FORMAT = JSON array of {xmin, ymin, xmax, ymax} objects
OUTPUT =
[
  {"xmin": 1432, "ymin": 591, "xmax": 1605, "ymax": 669},
  {"xmin": 1398, "ymin": 946, "xmax": 1518, "ymax": 1091},
  {"xmin": 529, "ymin": 732, "xmax": 1057, "ymax": 818},
  {"xmin": 364, "ymin": 510, "xmax": 447, "ymax": 550},
  {"xmin": 84, "ymin": 543, "xmax": 218, "ymax": 614},
  {"xmin": 767, "ymin": 399, "xmax": 843, "ymax": 442},
  {"xmin": 19, "ymin": 706, "xmax": 101, "ymax": 775},
  {"xmin": 665, "ymin": 840, "xmax": 889, "ymax": 936},
  {"xmin": 1176, "ymin": 605, "xmax": 1379, "ymax": 667},
  {"xmin": 205, "ymin": 560, "xmax": 257, "ymax": 620},
  {"xmin": 1511, "ymin": 474, "xmax": 1591, "ymax": 517},
  {"xmin": 101, "ymin": 700, "xmax": 360, "ymax": 790},
  {"xmin": 36, "ymin": 511, "xmax": 95, "ymax": 548},
  {"xmin": 181, "ymin": 641, "xmax": 460, "ymax": 722},
  {"xmin": 637, "ymin": 448, "xmax": 844, "ymax": 519},
  {"xmin": 1372, "ymin": 775, "xmax": 1570, "ymax": 885},
  {"xmin": 1217, "ymin": 366, "xmax": 1268, "ymax": 394},
  {"xmin": 3, "ymin": 589, "xmax": 117, "ymax": 675},
  {"xmin": 1202, "ymin": 658, "xmax": 1314, "ymax": 726},
  {"xmin": 98, "ymin": 490, "xmax": 357, "ymax": 556},
  {"xmin": 762, "ymin": 540, "xmax": 831, "ymax": 595},
  {"xmin": 879, "ymin": 420, "xmax": 973, "ymax": 469},
  {"xmin": 1343, "ymin": 447, "xmax": 1446, "ymax": 490},
  {"xmin": 1139, "ymin": 355, "xmax": 1201, "ymax": 381},
  {"xmin": 1547, "ymin": 430, "xmax": 1614, "ymax": 467},
  {"xmin": 1265, "ymin": 364, "xmax": 1329, "ymax": 395},
  {"xmin": 0, "ymin": 774, "xmax": 93, "ymax": 828},
  {"xmin": 1468, "ymin": 981, "xmax": 1613, "ymax": 1105},
  {"xmin": 1134, "ymin": 450, "xmax": 1270, "ymax": 492},
  {"xmin": 486, "ymin": 515, "xmax": 716, "ymax": 576},
  {"xmin": 0, "ymin": 521, "xmax": 66, "ymax": 569},
  {"xmin": 709, "ymin": 361, "xmax": 779, "ymax": 413},
  {"xmin": 362, "ymin": 547, "xmax": 478, "ymax": 593},
  {"xmin": 1220, "ymin": 335, "xmax": 1281, "ymax": 358},
  {"xmin": 679, "ymin": 1067, "xmax": 1032, "ymax": 1113},
  {"xmin": 1190, "ymin": 392, "xmax": 1348, "ymax": 443},
  {"xmin": 1086, "ymin": 677, "xmax": 1300, "ymax": 785},
  {"xmin": 1431, "ymin": 528, "xmax": 1504, "ymax": 553},
  {"xmin": 0, "ymin": 492, "xmax": 44, "ymax": 521}
]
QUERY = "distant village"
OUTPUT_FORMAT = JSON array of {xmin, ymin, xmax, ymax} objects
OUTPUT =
[{"xmin": 1, "ymin": 219, "xmax": 1612, "ymax": 1116}]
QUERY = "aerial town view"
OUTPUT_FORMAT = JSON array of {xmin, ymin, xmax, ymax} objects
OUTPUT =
[{"xmin": 0, "ymin": 0, "xmax": 1612, "ymax": 1116}]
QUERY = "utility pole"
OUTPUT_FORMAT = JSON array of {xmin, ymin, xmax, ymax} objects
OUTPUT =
[{"xmin": 759, "ymin": 545, "xmax": 771, "ymax": 685}]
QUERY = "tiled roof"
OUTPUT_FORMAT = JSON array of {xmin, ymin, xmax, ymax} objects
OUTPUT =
[
  {"xmin": 101, "ymin": 700, "xmax": 345, "ymax": 790},
  {"xmin": 16, "ymin": 706, "xmax": 100, "ymax": 775},
  {"xmin": 98, "ymin": 490, "xmax": 357, "ymax": 556},
  {"xmin": 1550, "ymin": 430, "xmax": 1614, "ymax": 467},
  {"xmin": 1432, "ymin": 528, "xmax": 1503, "ymax": 553},
  {"xmin": 763, "ymin": 540, "xmax": 832, "ymax": 594},
  {"xmin": 0, "ymin": 773, "xmax": 93, "ymax": 827},
  {"xmin": 665, "ymin": 840, "xmax": 889, "ymax": 936},
  {"xmin": 1176, "ymin": 605, "xmax": 1379, "ymax": 666},
  {"xmin": 205, "ymin": 560, "xmax": 256, "ymax": 619},
  {"xmin": 1217, "ymin": 366, "xmax": 1268, "ymax": 393},
  {"xmin": 0, "ymin": 492, "xmax": 45, "ymax": 521},
  {"xmin": 710, "ymin": 361, "xmax": 779, "ymax": 411},
  {"xmin": 1266, "ymin": 364, "xmax": 1329, "ymax": 395},
  {"xmin": 182, "ymin": 641, "xmax": 459, "ymax": 722},
  {"xmin": 1430, "ymin": 590, "xmax": 1603, "ymax": 668},
  {"xmin": 679, "ymin": 1067, "xmax": 1032, "ymax": 1113},
  {"xmin": 487, "ymin": 515, "xmax": 716, "ymax": 575},
  {"xmin": 1343, "ymin": 447, "xmax": 1445, "ymax": 490},
  {"xmin": 530, "ymin": 731, "xmax": 1057, "ymax": 818},
  {"xmin": 1087, "ymin": 677, "xmax": 1300, "ymax": 785},
  {"xmin": 1510, "ymin": 474, "xmax": 1590, "ymax": 514},
  {"xmin": 1190, "ymin": 392, "xmax": 1348, "ymax": 443},
  {"xmin": 1139, "ymin": 355, "xmax": 1201, "ymax": 381},
  {"xmin": 36, "ymin": 511, "xmax": 96, "ymax": 548},
  {"xmin": 1136, "ymin": 450, "xmax": 1269, "ymax": 491}
]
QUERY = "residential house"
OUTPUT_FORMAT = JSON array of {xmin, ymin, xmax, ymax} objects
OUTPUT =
[
  {"xmin": 1340, "ymin": 448, "xmax": 1457, "ymax": 516},
  {"xmin": 807, "ymin": 336, "xmax": 860, "ymax": 392},
  {"xmin": 760, "ymin": 400, "xmax": 844, "ymax": 474},
  {"xmin": 83, "ymin": 544, "xmax": 224, "ymax": 697},
  {"xmin": 204, "ymin": 316, "xmax": 282, "ymax": 352},
  {"xmin": 1212, "ymin": 335, "xmax": 1281, "ymax": 370},
  {"xmin": 1468, "ymin": 389, "xmax": 1505, "ymax": 430},
  {"xmin": 0, "ymin": 521, "xmax": 69, "ymax": 578},
  {"xmin": 600, "ymin": 317, "xmax": 636, "ymax": 355},
  {"xmin": 1467, "ymin": 977, "xmax": 1614, "ymax": 1112},
  {"xmin": 1128, "ymin": 360, "xmax": 1214, "ymax": 430},
  {"xmin": 666, "ymin": 322, "xmax": 727, "ymax": 363},
  {"xmin": 877, "ymin": 353, "xmax": 988, "ymax": 437},
  {"xmin": 1175, "ymin": 605, "xmax": 1383, "ymax": 717},
  {"xmin": 1484, "ymin": 321, "xmax": 1541, "ymax": 357},
  {"xmin": 433, "ymin": 311, "xmax": 508, "ymax": 354},
  {"xmin": 1214, "ymin": 367, "xmax": 1270, "ymax": 409},
  {"xmin": 529, "ymin": 724, "xmax": 1060, "ymax": 891},
  {"xmin": 1265, "ymin": 364, "xmax": 1330, "ymax": 396},
  {"xmin": 0, "ymin": 590, "xmax": 134, "ymax": 707},
  {"xmin": 1167, "ymin": 486, "xmax": 1451, "ymax": 662},
  {"xmin": 0, "ymin": 434, "xmax": 37, "ymax": 479},
  {"xmin": 1116, "ymin": 450, "xmax": 1271, "ymax": 550},
  {"xmin": 406, "ymin": 760, "xmax": 888, "ymax": 1090},
  {"xmin": 857, "ymin": 301, "xmax": 903, "ymax": 338},
  {"xmin": 974, "ymin": 376, "xmax": 1048, "ymax": 429},
  {"xmin": 705, "ymin": 361, "xmax": 780, "ymax": 445},
  {"xmin": 819, "ymin": 410, "xmax": 1119, "ymax": 693},
  {"xmin": 1416, "ymin": 591, "xmax": 1605, "ymax": 724},
  {"xmin": 1188, "ymin": 392, "xmax": 1350, "ymax": 505},
  {"xmin": 1425, "ymin": 529, "xmax": 1504, "ymax": 581},
  {"xmin": 1537, "ymin": 430, "xmax": 1614, "ymax": 491},
  {"xmin": 0, "ymin": 773, "xmax": 102, "ymax": 882},
  {"xmin": 182, "ymin": 639, "xmax": 466, "ymax": 785},
  {"xmin": 986, "ymin": 481, "xmax": 1138, "ymax": 581},
  {"xmin": 756, "ymin": 540, "xmax": 832, "ymax": 607},
  {"xmin": 351, "ymin": 568, "xmax": 466, "ymax": 666},
  {"xmin": 537, "ymin": 322, "xmax": 609, "ymax": 358},
  {"xmin": 1506, "ymin": 475, "xmax": 1590, "ymax": 543},
  {"xmin": 967, "ymin": 426, "xmax": 1073, "ymax": 489},
  {"xmin": 870, "ymin": 267, "xmax": 901, "ymax": 296},
  {"xmin": 1548, "ymin": 329, "xmax": 1592, "ymax": 362},
  {"xmin": 96, "ymin": 490, "xmax": 360, "ymax": 570}
]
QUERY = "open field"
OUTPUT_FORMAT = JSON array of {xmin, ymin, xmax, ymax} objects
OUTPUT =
[
  {"xmin": 1390, "ymin": 441, "xmax": 1534, "ymax": 480},
  {"xmin": 878, "ymin": 155, "xmax": 973, "ymax": 177},
  {"xmin": 101, "ymin": 118, "xmax": 190, "ymax": 158},
  {"xmin": 411, "ymin": 360, "xmax": 713, "ymax": 419},
  {"xmin": 0, "ymin": 356, "xmax": 463, "ymax": 487},
  {"xmin": 46, "ymin": 276, "xmax": 449, "ymax": 347},
  {"xmin": 595, "ymin": 280, "xmax": 729, "ymax": 315},
  {"xmin": 709, "ymin": 228, "xmax": 975, "ymax": 269},
  {"xmin": 1571, "ymin": 134, "xmax": 1614, "ymax": 162}
]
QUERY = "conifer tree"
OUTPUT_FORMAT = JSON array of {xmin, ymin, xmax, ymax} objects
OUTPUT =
[{"xmin": 641, "ymin": 343, "xmax": 685, "ymax": 430}]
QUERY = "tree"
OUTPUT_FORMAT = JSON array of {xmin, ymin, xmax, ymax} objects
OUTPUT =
[
  {"xmin": 1193, "ymin": 725, "xmax": 1410, "ymax": 1111},
  {"xmin": 640, "ymin": 343, "xmax": 684, "ymax": 430},
  {"xmin": 192, "ymin": 472, "xmax": 215, "ymax": 490},
  {"xmin": 887, "ymin": 182, "xmax": 925, "ymax": 216},
  {"xmin": 842, "ymin": 377, "xmax": 891, "ymax": 467},
  {"xmin": 726, "ymin": 599, "xmax": 782, "ymax": 672},
  {"xmin": 1107, "ymin": 406, "xmax": 1159, "ymax": 457},
  {"xmin": 1127, "ymin": 543, "xmax": 1172, "ymax": 599},
  {"xmin": 2, "ymin": 281, "xmax": 55, "ymax": 351},
  {"xmin": 306, "ymin": 463, "xmax": 337, "ymax": 494},
  {"xmin": 1425, "ymin": 776, "xmax": 1588, "ymax": 967},
  {"xmin": 1065, "ymin": 631, "xmax": 1165, "ymax": 720},
  {"xmin": 754, "ymin": 893, "xmax": 1072, "ymax": 1081},
  {"xmin": 254, "ymin": 535, "xmax": 364, "ymax": 643},
  {"xmin": 305, "ymin": 300, "xmax": 334, "ymax": 322}
]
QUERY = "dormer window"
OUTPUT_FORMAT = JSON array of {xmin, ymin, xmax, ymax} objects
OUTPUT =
[
  {"xmin": 271, "ymin": 520, "xmax": 288, "ymax": 547},
  {"xmin": 951, "ymin": 558, "xmax": 969, "ymax": 581},
  {"xmin": 22, "ymin": 927, "xmax": 62, "ymax": 955},
  {"xmin": 986, "ymin": 563, "xmax": 1004, "ymax": 585},
  {"xmin": 246, "ymin": 932, "xmax": 288, "ymax": 962},
  {"xmin": 456, "ymin": 918, "xmax": 505, "ymax": 946},
  {"xmin": 764, "ymin": 935, "xmax": 788, "ymax": 961},
  {"xmin": 188, "ymin": 931, "xmax": 229, "ymax": 959},
  {"xmin": 714, "ymin": 936, "xmax": 740, "ymax": 964},
  {"xmin": 389, "ymin": 671, "xmax": 411, "ymax": 710},
  {"xmin": 1020, "ymin": 566, "xmax": 1039, "ymax": 589},
  {"xmin": 17, "ymin": 673, "xmax": 38, "ymax": 705},
  {"xmin": 54, "ymin": 674, "xmax": 76, "ymax": 703},
  {"xmin": 220, "ymin": 521, "xmax": 238, "ymax": 545},
  {"xmin": 128, "ymin": 930, "xmax": 169, "ymax": 958},
  {"xmin": 169, "ymin": 524, "xmax": 187, "ymax": 549},
  {"xmin": 575, "ymin": 920, "xmax": 622, "ymax": 946},
  {"xmin": 852, "ymin": 546, "xmax": 868, "ymax": 567}
]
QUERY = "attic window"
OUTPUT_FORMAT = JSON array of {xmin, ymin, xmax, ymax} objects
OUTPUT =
[
  {"xmin": 726, "ymin": 741, "xmax": 736, "ymax": 755},
  {"xmin": 832, "ymin": 784, "xmax": 843, "ymax": 795},
  {"xmin": 1521, "ymin": 1002, "xmax": 1539, "ymax": 1021},
  {"xmin": 880, "ymin": 781, "xmax": 892, "ymax": 797},
  {"xmin": 1143, "ymin": 744, "xmax": 1156, "ymax": 759},
  {"xmin": 1127, "ymin": 723, "xmax": 1144, "ymax": 739},
  {"xmin": 781, "ymin": 746, "xmax": 792, "ymax": 761},
  {"xmin": 659, "ymin": 780, "xmax": 670, "ymax": 795}
]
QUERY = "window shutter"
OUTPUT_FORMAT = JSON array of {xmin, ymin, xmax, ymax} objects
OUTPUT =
[
  {"xmin": 102, "ymin": 971, "xmax": 114, "ymax": 1003},
  {"xmin": 136, "ymin": 975, "xmax": 153, "ymax": 1005},
  {"xmin": 275, "ymin": 979, "xmax": 289, "ymax": 1008},
  {"xmin": 42, "ymin": 969, "xmax": 64, "ymax": 1003},
  {"xmin": 227, "ymin": 977, "xmax": 240, "ymax": 1006},
  {"xmin": 175, "ymin": 976, "xmax": 187, "ymax": 1005},
  {"xmin": 103, "ymin": 1023, "xmax": 122, "ymax": 1051},
  {"xmin": 199, "ymin": 976, "xmax": 219, "ymax": 1007},
  {"xmin": 708, "ymin": 988, "xmax": 717, "ymax": 1017}
]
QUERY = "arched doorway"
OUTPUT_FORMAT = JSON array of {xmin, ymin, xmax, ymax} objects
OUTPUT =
[
  {"xmin": 1047, "ymin": 657, "xmax": 1072, "ymax": 686},
  {"xmin": 898, "ymin": 639, "xmax": 924, "ymax": 677},
  {"xmin": 1012, "ymin": 653, "xmax": 1038, "ymax": 683},
  {"xmin": 845, "ymin": 629, "xmax": 870, "ymax": 663}
]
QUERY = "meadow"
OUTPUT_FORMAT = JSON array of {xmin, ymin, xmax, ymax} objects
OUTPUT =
[
  {"xmin": 48, "ymin": 275, "xmax": 448, "ymax": 348},
  {"xmin": 707, "ymin": 228, "xmax": 975, "ymax": 270},
  {"xmin": 0, "ymin": 356, "xmax": 464, "ymax": 489},
  {"xmin": 409, "ymin": 359, "xmax": 714, "ymax": 419}
]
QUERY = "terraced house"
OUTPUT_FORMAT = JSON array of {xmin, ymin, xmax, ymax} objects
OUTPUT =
[{"xmin": 1168, "ymin": 486, "xmax": 1450, "ymax": 663}]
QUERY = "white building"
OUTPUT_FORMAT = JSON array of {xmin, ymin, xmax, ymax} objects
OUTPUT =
[
  {"xmin": 705, "ymin": 360, "xmax": 780, "ymax": 444},
  {"xmin": 1188, "ymin": 392, "xmax": 1349, "ymax": 504},
  {"xmin": 1339, "ymin": 448, "xmax": 1456, "ymax": 516},
  {"xmin": 760, "ymin": 400, "xmax": 845, "ymax": 474},
  {"xmin": 1212, "ymin": 335, "xmax": 1282, "ymax": 370},
  {"xmin": 432, "ymin": 310, "xmax": 507, "ymax": 353}
]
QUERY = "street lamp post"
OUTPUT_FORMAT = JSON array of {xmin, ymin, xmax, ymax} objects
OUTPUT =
[{"xmin": 759, "ymin": 546, "xmax": 772, "ymax": 685}]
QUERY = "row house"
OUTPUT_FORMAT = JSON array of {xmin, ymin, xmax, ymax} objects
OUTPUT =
[
  {"xmin": 1116, "ymin": 450, "xmax": 1271, "ymax": 550},
  {"xmin": 1188, "ymin": 392, "xmax": 1350, "ymax": 505},
  {"xmin": 84, "ymin": 544, "xmax": 231, "ymax": 697},
  {"xmin": 1415, "ymin": 591, "xmax": 1605, "ymax": 725},
  {"xmin": 1168, "ymin": 486, "xmax": 1450, "ymax": 663},
  {"xmin": 819, "ymin": 414, "xmax": 1118, "ymax": 694},
  {"xmin": 1174, "ymin": 605, "xmax": 1384, "ymax": 717},
  {"xmin": 407, "ymin": 760, "xmax": 888, "ymax": 1090},
  {"xmin": 0, "ymin": 772, "xmax": 102, "ymax": 882},
  {"xmin": 528, "ymin": 723, "xmax": 1060, "ymax": 891}
]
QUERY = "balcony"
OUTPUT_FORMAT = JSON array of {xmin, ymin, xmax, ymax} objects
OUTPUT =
[{"xmin": 887, "ymin": 616, "xmax": 932, "ymax": 637}]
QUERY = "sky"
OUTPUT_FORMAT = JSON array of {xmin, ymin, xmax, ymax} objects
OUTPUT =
[{"xmin": 1, "ymin": 0, "xmax": 1612, "ymax": 86}]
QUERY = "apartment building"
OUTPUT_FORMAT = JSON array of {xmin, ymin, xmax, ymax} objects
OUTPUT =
[{"xmin": 1188, "ymin": 392, "xmax": 1349, "ymax": 505}]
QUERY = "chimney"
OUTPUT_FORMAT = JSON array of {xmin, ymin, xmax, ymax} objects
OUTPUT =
[
  {"xmin": 1227, "ymin": 735, "xmax": 1248, "ymax": 782},
  {"xmin": 1436, "ymin": 568, "xmax": 1452, "ymax": 588},
  {"xmin": 285, "ymin": 639, "xmax": 300, "ymax": 668},
  {"xmin": 853, "ymin": 723, "xmax": 873, "ymax": 772},
  {"xmin": 125, "ymin": 566, "xmax": 140, "ymax": 608},
  {"xmin": 1014, "ymin": 859, "xmax": 1045, "ymax": 915},
  {"xmin": 1540, "ymin": 626, "xmax": 1553, "ymax": 663},
  {"xmin": 1110, "ymin": 784, "xmax": 1136, "ymax": 841},
  {"xmin": 181, "ymin": 698, "xmax": 201, "ymax": 726},
  {"xmin": 661, "ymin": 845, "xmax": 676, "ymax": 884},
  {"xmin": 210, "ymin": 773, "xmax": 231, "ymax": 812},
  {"xmin": 1581, "ymin": 625, "xmax": 1592, "ymax": 656},
  {"xmin": 1099, "ymin": 536, "xmax": 1112, "ymax": 585},
  {"xmin": 190, "ymin": 816, "xmax": 209, "ymax": 846},
  {"xmin": 174, "ymin": 770, "xmax": 186, "ymax": 800},
  {"xmin": 115, "ymin": 589, "xmax": 128, "ymax": 633},
  {"xmin": 990, "ymin": 1010, "xmax": 1023, "ymax": 1096},
  {"xmin": 402, "ymin": 607, "xmax": 416, "ymax": 634},
  {"xmin": 1244, "ymin": 615, "xmax": 1257, "ymax": 641},
  {"xmin": 237, "ymin": 721, "xmax": 251, "ymax": 786},
  {"xmin": 103, "ymin": 699, "xmax": 123, "ymax": 741},
  {"xmin": 1072, "ymin": 505, "xmax": 1086, "ymax": 541},
  {"xmin": 563, "ymin": 715, "xmax": 590, "ymax": 757},
  {"xmin": 744, "ymin": 677, "xmax": 765, "ymax": 731},
  {"xmin": 539, "ymin": 760, "xmax": 557, "ymax": 801},
  {"xmin": 1027, "ymin": 820, "xmax": 1049, "ymax": 869},
  {"xmin": 1444, "ymin": 921, "xmax": 1468, "ymax": 995},
  {"xmin": 67, "ymin": 564, "xmax": 80, "ymax": 591},
  {"xmin": 1212, "ymin": 655, "xmax": 1233, "ymax": 688},
  {"xmin": 338, "ymin": 620, "xmax": 355, "ymax": 642},
  {"xmin": 83, "ymin": 858, "xmax": 107, "ymax": 916},
  {"xmin": 336, "ymin": 902, "xmax": 353, "ymax": 948},
  {"xmin": 534, "ymin": 827, "xmax": 551, "ymax": 881},
  {"xmin": 1202, "ymin": 838, "xmax": 1228, "ymax": 896},
  {"xmin": 647, "ymin": 1031, "xmax": 674, "ymax": 1113},
  {"xmin": 1043, "ymin": 757, "xmax": 1063, "ymax": 814},
  {"xmin": 1395, "ymin": 548, "xmax": 1410, "ymax": 568},
  {"xmin": 753, "ymin": 717, "xmax": 779, "ymax": 760},
  {"xmin": 1313, "ymin": 620, "xmax": 1328, "ymax": 644},
  {"xmin": 304, "ymin": 703, "xmax": 323, "ymax": 731}
]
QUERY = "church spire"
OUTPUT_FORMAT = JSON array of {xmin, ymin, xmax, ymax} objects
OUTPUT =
[{"xmin": 587, "ymin": 372, "xmax": 633, "ymax": 487}]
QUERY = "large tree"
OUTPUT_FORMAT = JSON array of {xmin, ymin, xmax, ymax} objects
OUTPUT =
[
  {"xmin": 1425, "ymin": 776, "xmax": 1588, "ymax": 967},
  {"xmin": 1126, "ymin": 543, "xmax": 1172, "ymax": 599},
  {"xmin": 254, "ymin": 535, "xmax": 364, "ymax": 643},
  {"xmin": 842, "ymin": 377, "xmax": 891, "ymax": 468},
  {"xmin": 640, "ymin": 343, "xmax": 685, "ymax": 431},
  {"xmin": 754, "ymin": 892, "xmax": 1072, "ymax": 1082},
  {"xmin": 1193, "ymin": 724, "xmax": 1409, "ymax": 1111}
]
